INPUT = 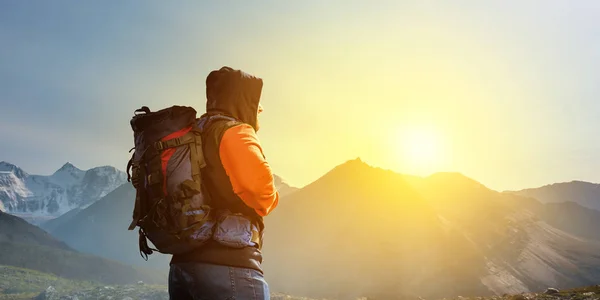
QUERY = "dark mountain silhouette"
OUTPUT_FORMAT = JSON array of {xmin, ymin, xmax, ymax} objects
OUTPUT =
[
  {"xmin": 0, "ymin": 210, "xmax": 163, "ymax": 285},
  {"xmin": 0, "ymin": 209, "xmax": 71, "ymax": 250}
]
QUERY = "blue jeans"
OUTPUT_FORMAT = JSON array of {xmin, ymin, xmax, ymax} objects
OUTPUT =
[{"xmin": 168, "ymin": 262, "xmax": 270, "ymax": 300}]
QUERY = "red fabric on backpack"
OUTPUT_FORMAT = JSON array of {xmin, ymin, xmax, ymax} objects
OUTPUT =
[{"xmin": 160, "ymin": 126, "xmax": 193, "ymax": 195}]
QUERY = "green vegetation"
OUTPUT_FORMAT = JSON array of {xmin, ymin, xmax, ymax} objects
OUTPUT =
[
  {"xmin": 0, "ymin": 265, "xmax": 97, "ymax": 299},
  {"xmin": 0, "ymin": 265, "xmax": 318, "ymax": 300}
]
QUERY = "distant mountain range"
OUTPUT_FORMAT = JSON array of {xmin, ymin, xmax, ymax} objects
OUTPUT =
[
  {"xmin": 4, "ymin": 158, "xmax": 600, "ymax": 299},
  {"xmin": 0, "ymin": 161, "xmax": 297, "ymax": 226},
  {"xmin": 261, "ymin": 160, "xmax": 600, "ymax": 299},
  {"xmin": 0, "ymin": 161, "xmax": 126, "ymax": 220},
  {"xmin": 507, "ymin": 181, "xmax": 600, "ymax": 211}
]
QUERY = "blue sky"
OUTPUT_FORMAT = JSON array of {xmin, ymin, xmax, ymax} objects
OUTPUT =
[{"xmin": 1, "ymin": 1, "xmax": 600, "ymax": 191}]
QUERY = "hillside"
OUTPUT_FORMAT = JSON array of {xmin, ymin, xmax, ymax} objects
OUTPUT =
[
  {"xmin": 0, "ymin": 211, "xmax": 163, "ymax": 285},
  {"xmin": 261, "ymin": 159, "xmax": 600, "ymax": 299},
  {"xmin": 502, "ymin": 194, "xmax": 600, "ymax": 242},
  {"xmin": 262, "ymin": 159, "xmax": 489, "ymax": 299},
  {"xmin": 404, "ymin": 172, "xmax": 600, "ymax": 294}
]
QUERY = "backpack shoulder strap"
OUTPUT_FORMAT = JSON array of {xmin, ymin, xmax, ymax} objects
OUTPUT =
[
  {"xmin": 198, "ymin": 114, "xmax": 243, "ymax": 141},
  {"xmin": 184, "ymin": 114, "xmax": 241, "ymax": 182},
  {"xmin": 199, "ymin": 114, "xmax": 240, "ymax": 130}
]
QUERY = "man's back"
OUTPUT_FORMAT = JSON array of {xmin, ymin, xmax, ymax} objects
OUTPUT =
[{"xmin": 168, "ymin": 66, "xmax": 279, "ymax": 300}]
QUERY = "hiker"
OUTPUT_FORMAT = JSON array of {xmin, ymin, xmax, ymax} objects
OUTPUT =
[{"xmin": 167, "ymin": 67, "xmax": 280, "ymax": 299}]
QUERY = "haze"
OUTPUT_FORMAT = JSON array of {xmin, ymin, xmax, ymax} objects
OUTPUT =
[{"xmin": 1, "ymin": 1, "xmax": 599, "ymax": 191}]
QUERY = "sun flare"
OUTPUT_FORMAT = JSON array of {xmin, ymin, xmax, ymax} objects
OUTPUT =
[{"xmin": 396, "ymin": 127, "xmax": 446, "ymax": 175}]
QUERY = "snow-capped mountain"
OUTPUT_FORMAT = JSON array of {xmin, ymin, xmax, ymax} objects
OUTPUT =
[
  {"xmin": 0, "ymin": 161, "xmax": 28, "ymax": 179},
  {"xmin": 0, "ymin": 161, "xmax": 126, "ymax": 217},
  {"xmin": 0, "ymin": 170, "xmax": 31, "ymax": 212}
]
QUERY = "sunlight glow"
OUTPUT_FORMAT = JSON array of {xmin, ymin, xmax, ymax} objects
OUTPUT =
[{"xmin": 395, "ymin": 127, "xmax": 446, "ymax": 175}]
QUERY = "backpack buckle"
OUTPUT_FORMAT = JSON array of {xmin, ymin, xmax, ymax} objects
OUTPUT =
[{"xmin": 155, "ymin": 141, "xmax": 165, "ymax": 151}]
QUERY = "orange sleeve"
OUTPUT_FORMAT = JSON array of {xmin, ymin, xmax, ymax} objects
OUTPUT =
[{"xmin": 219, "ymin": 123, "xmax": 280, "ymax": 216}]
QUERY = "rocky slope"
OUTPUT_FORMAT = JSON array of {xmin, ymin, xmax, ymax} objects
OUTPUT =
[{"xmin": 402, "ymin": 172, "xmax": 600, "ymax": 296}]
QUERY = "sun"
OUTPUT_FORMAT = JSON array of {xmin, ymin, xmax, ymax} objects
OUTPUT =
[{"xmin": 395, "ymin": 127, "xmax": 445, "ymax": 175}]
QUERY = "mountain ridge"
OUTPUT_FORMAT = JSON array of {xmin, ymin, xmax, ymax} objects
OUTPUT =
[
  {"xmin": 7, "ymin": 157, "xmax": 600, "ymax": 299},
  {"xmin": 0, "ymin": 161, "xmax": 127, "ymax": 219},
  {"xmin": 262, "ymin": 159, "xmax": 600, "ymax": 299},
  {"xmin": 507, "ymin": 180, "xmax": 600, "ymax": 211}
]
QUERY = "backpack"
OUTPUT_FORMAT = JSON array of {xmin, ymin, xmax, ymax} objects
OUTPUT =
[{"xmin": 126, "ymin": 105, "xmax": 227, "ymax": 259}]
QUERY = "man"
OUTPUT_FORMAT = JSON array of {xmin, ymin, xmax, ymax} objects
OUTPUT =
[{"xmin": 168, "ymin": 66, "xmax": 280, "ymax": 300}]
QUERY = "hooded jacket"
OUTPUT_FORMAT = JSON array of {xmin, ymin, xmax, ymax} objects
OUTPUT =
[
  {"xmin": 205, "ymin": 66, "xmax": 261, "ymax": 131},
  {"xmin": 170, "ymin": 67, "xmax": 279, "ymax": 272}
]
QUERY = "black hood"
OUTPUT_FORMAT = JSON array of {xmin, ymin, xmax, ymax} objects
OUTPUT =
[{"xmin": 205, "ymin": 66, "xmax": 263, "ymax": 131}]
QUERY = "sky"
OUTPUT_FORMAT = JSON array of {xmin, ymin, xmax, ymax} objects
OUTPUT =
[{"xmin": 1, "ymin": 1, "xmax": 599, "ymax": 192}]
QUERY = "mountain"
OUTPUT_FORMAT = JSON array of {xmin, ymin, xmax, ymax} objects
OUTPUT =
[
  {"xmin": 501, "ymin": 193, "xmax": 600, "ymax": 242},
  {"xmin": 403, "ymin": 172, "xmax": 600, "ymax": 296},
  {"xmin": 41, "ymin": 174, "xmax": 296, "ymax": 270},
  {"xmin": 0, "ymin": 161, "xmax": 126, "ymax": 220},
  {"xmin": 0, "ymin": 210, "xmax": 163, "ymax": 285},
  {"xmin": 273, "ymin": 174, "xmax": 299, "ymax": 196},
  {"xmin": 261, "ymin": 159, "xmax": 600, "ymax": 299},
  {"xmin": 262, "ymin": 159, "xmax": 490, "ymax": 299},
  {"xmin": 0, "ymin": 208, "xmax": 71, "ymax": 251},
  {"xmin": 37, "ymin": 158, "xmax": 600, "ymax": 299},
  {"xmin": 0, "ymin": 161, "xmax": 28, "ymax": 179},
  {"xmin": 39, "ymin": 207, "xmax": 83, "ymax": 236},
  {"xmin": 508, "ymin": 181, "xmax": 600, "ymax": 211}
]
